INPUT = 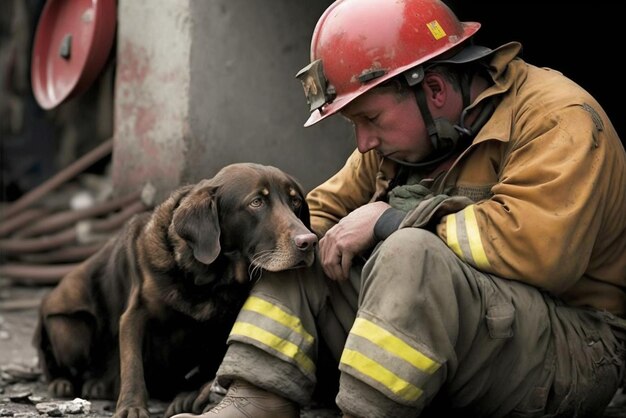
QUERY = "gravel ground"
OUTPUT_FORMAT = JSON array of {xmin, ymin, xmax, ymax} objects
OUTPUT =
[
  {"xmin": 1, "ymin": 282, "xmax": 625, "ymax": 418},
  {"xmin": 0, "ymin": 283, "xmax": 340, "ymax": 418}
]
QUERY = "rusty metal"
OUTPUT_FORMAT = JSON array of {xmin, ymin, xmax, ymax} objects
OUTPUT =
[
  {"xmin": 0, "ymin": 263, "xmax": 80, "ymax": 284},
  {"xmin": 0, "ymin": 198, "xmax": 146, "ymax": 255},
  {"xmin": 0, "ymin": 298, "xmax": 42, "ymax": 311},
  {"xmin": 17, "ymin": 190, "xmax": 141, "ymax": 238},
  {"xmin": 0, "ymin": 158, "xmax": 155, "ymax": 285},
  {"xmin": 2, "ymin": 138, "xmax": 113, "ymax": 220},
  {"xmin": 0, "ymin": 208, "xmax": 50, "ymax": 237},
  {"xmin": 87, "ymin": 199, "xmax": 147, "ymax": 235},
  {"xmin": 0, "ymin": 228, "xmax": 78, "ymax": 254},
  {"xmin": 18, "ymin": 243, "xmax": 103, "ymax": 264}
]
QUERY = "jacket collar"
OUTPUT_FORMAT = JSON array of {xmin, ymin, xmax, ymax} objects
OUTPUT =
[{"xmin": 470, "ymin": 42, "xmax": 524, "ymax": 145}]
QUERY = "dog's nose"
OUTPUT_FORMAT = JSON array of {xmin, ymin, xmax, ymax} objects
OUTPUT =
[{"xmin": 294, "ymin": 233, "xmax": 318, "ymax": 251}]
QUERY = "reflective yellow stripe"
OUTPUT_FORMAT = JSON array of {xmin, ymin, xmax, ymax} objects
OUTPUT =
[
  {"xmin": 341, "ymin": 349, "xmax": 423, "ymax": 402},
  {"xmin": 230, "ymin": 322, "xmax": 315, "ymax": 374},
  {"xmin": 445, "ymin": 214, "xmax": 463, "ymax": 259},
  {"xmin": 351, "ymin": 318, "xmax": 440, "ymax": 374},
  {"xmin": 242, "ymin": 296, "xmax": 313, "ymax": 344},
  {"xmin": 463, "ymin": 206, "xmax": 490, "ymax": 269}
]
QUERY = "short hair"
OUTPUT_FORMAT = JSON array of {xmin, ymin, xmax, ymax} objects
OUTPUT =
[
  {"xmin": 373, "ymin": 78, "xmax": 412, "ymax": 102},
  {"xmin": 373, "ymin": 63, "xmax": 466, "ymax": 101},
  {"xmin": 371, "ymin": 60, "xmax": 488, "ymax": 105}
]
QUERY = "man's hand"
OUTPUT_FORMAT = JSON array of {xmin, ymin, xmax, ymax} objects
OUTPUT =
[{"xmin": 319, "ymin": 201, "xmax": 390, "ymax": 281}]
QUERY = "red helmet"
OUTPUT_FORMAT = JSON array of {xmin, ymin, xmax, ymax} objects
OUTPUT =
[{"xmin": 296, "ymin": 0, "xmax": 480, "ymax": 127}]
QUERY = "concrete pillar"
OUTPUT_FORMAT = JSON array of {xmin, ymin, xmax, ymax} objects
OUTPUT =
[
  {"xmin": 113, "ymin": 0, "xmax": 353, "ymax": 202},
  {"xmin": 113, "ymin": 0, "xmax": 191, "ymax": 201}
]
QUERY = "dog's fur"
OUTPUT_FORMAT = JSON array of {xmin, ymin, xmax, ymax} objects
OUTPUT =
[{"xmin": 34, "ymin": 163, "xmax": 317, "ymax": 418}]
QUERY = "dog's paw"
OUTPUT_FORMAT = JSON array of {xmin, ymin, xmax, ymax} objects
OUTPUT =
[
  {"xmin": 199, "ymin": 379, "xmax": 226, "ymax": 411},
  {"xmin": 112, "ymin": 406, "xmax": 150, "ymax": 418},
  {"xmin": 164, "ymin": 379, "xmax": 224, "ymax": 417},
  {"xmin": 48, "ymin": 378, "xmax": 75, "ymax": 398},
  {"xmin": 82, "ymin": 378, "xmax": 114, "ymax": 399},
  {"xmin": 164, "ymin": 391, "xmax": 198, "ymax": 417}
]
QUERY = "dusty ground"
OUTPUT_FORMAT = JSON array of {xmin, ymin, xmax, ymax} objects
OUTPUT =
[
  {"xmin": 0, "ymin": 282, "xmax": 340, "ymax": 418},
  {"xmin": 1, "ymin": 282, "xmax": 626, "ymax": 418},
  {"xmin": 0, "ymin": 284, "xmax": 129, "ymax": 418}
]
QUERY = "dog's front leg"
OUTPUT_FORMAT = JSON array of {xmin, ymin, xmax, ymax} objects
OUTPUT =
[{"xmin": 113, "ymin": 288, "xmax": 150, "ymax": 418}]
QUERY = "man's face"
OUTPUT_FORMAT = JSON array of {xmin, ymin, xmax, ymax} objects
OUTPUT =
[{"xmin": 340, "ymin": 86, "xmax": 434, "ymax": 163}]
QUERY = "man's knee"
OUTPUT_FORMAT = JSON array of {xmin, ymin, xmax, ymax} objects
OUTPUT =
[
  {"xmin": 362, "ymin": 228, "xmax": 459, "ymax": 295},
  {"xmin": 253, "ymin": 260, "xmax": 327, "ymax": 299},
  {"xmin": 374, "ymin": 228, "xmax": 450, "ymax": 264}
]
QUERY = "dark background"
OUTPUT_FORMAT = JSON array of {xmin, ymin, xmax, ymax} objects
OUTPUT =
[{"xmin": 444, "ymin": 2, "xmax": 623, "ymax": 144}]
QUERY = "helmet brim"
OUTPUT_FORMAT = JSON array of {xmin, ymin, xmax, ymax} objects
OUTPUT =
[{"xmin": 431, "ymin": 44, "xmax": 495, "ymax": 65}]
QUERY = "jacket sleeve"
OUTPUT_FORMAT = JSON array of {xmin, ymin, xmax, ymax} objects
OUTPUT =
[
  {"xmin": 436, "ymin": 105, "xmax": 609, "ymax": 294},
  {"xmin": 306, "ymin": 149, "xmax": 381, "ymax": 237}
]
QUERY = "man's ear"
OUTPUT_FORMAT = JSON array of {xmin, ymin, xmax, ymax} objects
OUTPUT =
[
  {"xmin": 423, "ymin": 73, "xmax": 446, "ymax": 108},
  {"xmin": 173, "ymin": 185, "xmax": 221, "ymax": 265}
]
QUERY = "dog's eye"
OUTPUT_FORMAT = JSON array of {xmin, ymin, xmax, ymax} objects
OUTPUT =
[
  {"xmin": 250, "ymin": 198, "xmax": 264, "ymax": 208},
  {"xmin": 291, "ymin": 197, "xmax": 302, "ymax": 209}
]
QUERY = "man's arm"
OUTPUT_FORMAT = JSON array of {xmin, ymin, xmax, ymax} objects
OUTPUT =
[
  {"xmin": 307, "ymin": 149, "xmax": 382, "ymax": 237},
  {"xmin": 434, "ymin": 105, "xmax": 617, "ymax": 293}
]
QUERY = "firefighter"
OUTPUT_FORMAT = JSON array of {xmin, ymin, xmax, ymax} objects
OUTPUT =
[{"xmin": 173, "ymin": 0, "xmax": 626, "ymax": 416}]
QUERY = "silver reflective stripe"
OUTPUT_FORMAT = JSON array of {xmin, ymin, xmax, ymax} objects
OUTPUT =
[
  {"xmin": 340, "ymin": 317, "xmax": 442, "ymax": 404},
  {"xmin": 446, "ymin": 205, "xmax": 490, "ymax": 270},
  {"xmin": 228, "ymin": 296, "xmax": 316, "ymax": 377}
]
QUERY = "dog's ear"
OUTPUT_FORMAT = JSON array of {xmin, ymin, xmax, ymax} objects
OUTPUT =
[{"xmin": 173, "ymin": 185, "xmax": 221, "ymax": 265}]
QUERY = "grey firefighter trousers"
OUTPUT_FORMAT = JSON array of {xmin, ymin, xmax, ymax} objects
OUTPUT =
[{"xmin": 216, "ymin": 228, "xmax": 624, "ymax": 418}]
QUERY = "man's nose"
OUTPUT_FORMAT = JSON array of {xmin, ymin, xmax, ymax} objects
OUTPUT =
[{"xmin": 355, "ymin": 126, "xmax": 379, "ymax": 153}]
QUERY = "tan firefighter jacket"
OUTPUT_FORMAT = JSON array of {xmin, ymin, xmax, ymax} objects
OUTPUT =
[{"xmin": 306, "ymin": 42, "xmax": 626, "ymax": 316}]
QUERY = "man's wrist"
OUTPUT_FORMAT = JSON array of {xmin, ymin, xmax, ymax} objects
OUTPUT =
[{"xmin": 373, "ymin": 207, "xmax": 406, "ymax": 241}]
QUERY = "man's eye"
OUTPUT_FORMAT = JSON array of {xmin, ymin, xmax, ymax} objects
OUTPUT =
[{"xmin": 250, "ymin": 198, "xmax": 263, "ymax": 208}]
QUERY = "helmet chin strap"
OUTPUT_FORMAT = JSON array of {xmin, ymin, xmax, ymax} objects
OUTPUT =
[{"xmin": 392, "ymin": 72, "xmax": 488, "ymax": 169}]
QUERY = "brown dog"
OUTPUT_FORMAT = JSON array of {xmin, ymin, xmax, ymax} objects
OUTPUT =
[{"xmin": 34, "ymin": 163, "xmax": 317, "ymax": 418}]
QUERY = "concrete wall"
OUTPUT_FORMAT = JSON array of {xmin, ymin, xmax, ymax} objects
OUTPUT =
[
  {"xmin": 112, "ymin": 0, "xmax": 191, "ymax": 200},
  {"xmin": 113, "ymin": 0, "xmax": 354, "ymax": 201}
]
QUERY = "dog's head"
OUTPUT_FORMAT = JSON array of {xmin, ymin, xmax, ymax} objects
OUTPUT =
[{"xmin": 171, "ymin": 163, "xmax": 317, "ymax": 284}]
